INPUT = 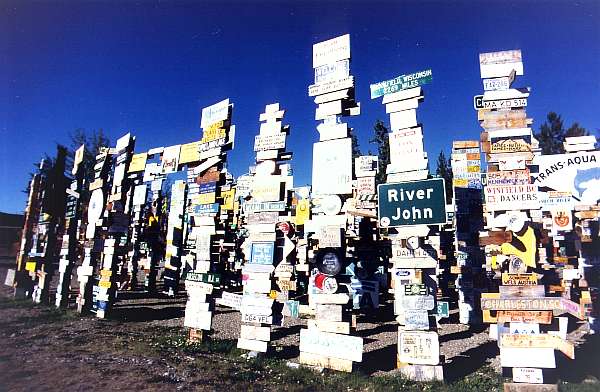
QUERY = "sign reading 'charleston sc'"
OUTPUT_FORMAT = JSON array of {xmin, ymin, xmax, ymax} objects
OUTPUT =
[{"xmin": 378, "ymin": 178, "xmax": 446, "ymax": 227}]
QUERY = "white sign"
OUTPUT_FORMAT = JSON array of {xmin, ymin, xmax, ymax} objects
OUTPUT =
[
  {"xmin": 161, "ymin": 145, "xmax": 181, "ymax": 174},
  {"xmin": 485, "ymin": 184, "xmax": 539, "ymax": 211},
  {"xmin": 319, "ymin": 226, "xmax": 342, "ymax": 247},
  {"xmin": 532, "ymin": 151, "xmax": 600, "ymax": 204},
  {"xmin": 398, "ymin": 331, "xmax": 439, "ymax": 365},
  {"xmin": 308, "ymin": 77, "xmax": 354, "ymax": 97},
  {"xmin": 483, "ymin": 77, "xmax": 511, "ymax": 91},
  {"xmin": 313, "ymin": 34, "xmax": 350, "ymax": 68},
  {"xmin": 390, "ymin": 109, "xmax": 417, "ymax": 130},
  {"xmin": 513, "ymin": 367, "xmax": 544, "ymax": 384},
  {"xmin": 300, "ymin": 328, "xmax": 363, "ymax": 362},
  {"xmin": 184, "ymin": 308, "xmax": 212, "ymax": 330},
  {"xmin": 216, "ymin": 292, "xmax": 242, "ymax": 309},
  {"xmin": 312, "ymin": 138, "xmax": 352, "ymax": 195},
  {"xmin": 357, "ymin": 176, "xmax": 375, "ymax": 195},
  {"xmin": 315, "ymin": 59, "xmax": 350, "ymax": 84},
  {"xmin": 317, "ymin": 122, "xmax": 348, "ymax": 141},
  {"xmin": 500, "ymin": 347, "xmax": 556, "ymax": 368},
  {"xmin": 315, "ymin": 100, "xmax": 343, "ymax": 120},
  {"xmin": 479, "ymin": 50, "xmax": 524, "ymax": 78},
  {"xmin": 355, "ymin": 155, "xmax": 378, "ymax": 177},
  {"xmin": 251, "ymin": 175, "xmax": 281, "ymax": 202},
  {"xmin": 254, "ymin": 133, "xmax": 286, "ymax": 151},
  {"xmin": 201, "ymin": 99, "xmax": 230, "ymax": 128},
  {"xmin": 132, "ymin": 184, "xmax": 147, "ymax": 206}
]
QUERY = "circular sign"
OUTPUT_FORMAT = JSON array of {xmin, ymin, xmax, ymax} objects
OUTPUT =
[
  {"xmin": 380, "ymin": 217, "xmax": 390, "ymax": 227},
  {"xmin": 406, "ymin": 236, "xmax": 420, "ymax": 250},
  {"xmin": 276, "ymin": 221, "xmax": 292, "ymax": 235},
  {"xmin": 316, "ymin": 249, "xmax": 343, "ymax": 276},
  {"xmin": 506, "ymin": 212, "xmax": 526, "ymax": 233},
  {"xmin": 87, "ymin": 189, "xmax": 105, "ymax": 225},
  {"xmin": 314, "ymin": 273, "xmax": 339, "ymax": 294},
  {"xmin": 320, "ymin": 195, "xmax": 342, "ymax": 216}
]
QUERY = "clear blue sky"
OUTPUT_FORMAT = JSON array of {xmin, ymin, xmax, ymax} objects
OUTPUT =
[{"xmin": 1, "ymin": 1, "xmax": 599, "ymax": 214}]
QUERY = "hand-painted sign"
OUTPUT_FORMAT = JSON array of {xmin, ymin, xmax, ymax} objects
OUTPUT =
[
  {"xmin": 496, "ymin": 311, "xmax": 553, "ymax": 324},
  {"xmin": 378, "ymin": 179, "xmax": 447, "ymax": 227},
  {"xmin": 502, "ymin": 273, "xmax": 537, "ymax": 286},
  {"xmin": 484, "ymin": 184, "xmax": 539, "ymax": 211},
  {"xmin": 481, "ymin": 297, "xmax": 562, "ymax": 311},
  {"xmin": 398, "ymin": 331, "xmax": 439, "ymax": 365},
  {"xmin": 404, "ymin": 310, "xmax": 429, "ymax": 330},
  {"xmin": 161, "ymin": 145, "xmax": 181, "ymax": 174},
  {"xmin": 370, "ymin": 69, "xmax": 432, "ymax": 99}
]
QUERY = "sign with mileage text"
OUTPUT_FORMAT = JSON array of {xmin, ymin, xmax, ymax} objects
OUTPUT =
[{"xmin": 378, "ymin": 178, "xmax": 446, "ymax": 227}]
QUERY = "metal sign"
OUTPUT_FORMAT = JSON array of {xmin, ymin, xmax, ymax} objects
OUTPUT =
[
  {"xmin": 370, "ymin": 69, "xmax": 432, "ymax": 99},
  {"xmin": 481, "ymin": 297, "xmax": 562, "ymax": 311},
  {"xmin": 378, "ymin": 179, "xmax": 447, "ymax": 227},
  {"xmin": 250, "ymin": 242, "xmax": 275, "ymax": 265},
  {"xmin": 474, "ymin": 95, "xmax": 527, "ymax": 110},
  {"xmin": 315, "ymin": 59, "xmax": 350, "ymax": 84}
]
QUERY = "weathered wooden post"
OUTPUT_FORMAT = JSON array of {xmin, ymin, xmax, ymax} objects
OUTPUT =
[{"xmin": 371, "ymin": 69, "xmax": 446, "ymax": 381}]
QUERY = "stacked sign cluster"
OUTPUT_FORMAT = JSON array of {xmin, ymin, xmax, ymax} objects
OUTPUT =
[
  {"xmin": 235, "ymin": 103, "xmax": 297, "ymax": 353},
  {"xmin": 476, "ymin": 50, "xmax": 581, "ymax": 389},
  {"xmin": 182, "ymin": 99, "xmax": 236, "ymax": 341},
  {"xmin": 299, "ymin": 34, "xmax": 364, "ymax": 372},
  {"xmin": 450, "ymin": 140, "xmax": 485, "ymax": 324},
  {"xmin": 55, "ymin": 145, "xmax": 85, "ymax": 307},
  {"xmin": 372, "ymin": 70, "xmax": 447, "ymax": 381}
]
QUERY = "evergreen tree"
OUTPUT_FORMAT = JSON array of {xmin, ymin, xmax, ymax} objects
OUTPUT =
[
  {"xmin": 565, "ymin": 122, "xmax": 589, "ymax": 138},
  {"xmin": 435, "ymin": 150, "xmax": 453, "ymax": 203},
  {"xmin": 535, "ymin": 112, "xmax": 565, "ymax": 155},
  {"xmin": 69, "ymin": 128, "xmax": 111, "ymax": 183},
  {"xmin": 370, "ymin": 120, "xmax": 390, "ymax": 184}
]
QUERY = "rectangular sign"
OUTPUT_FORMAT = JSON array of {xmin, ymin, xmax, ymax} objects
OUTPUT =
[
  {"xmin": 312, "ymin": 138, "xmax": 353, "ymax": 195},
  {"xmin": 185, "ymin": 272, "xmax": 221, "ymax": 285},
  {"xmin": 128, "ymin": 153, "xmax": 147, "ymax": 172},
  {"xmin": 481, "ymin": 297, "xmax": 562, "ymax": 311},
  {"xmin": 308, "ymin": 77, "xmax": 354, "ymax": 97},
  {"xmin": 254, "ymin": 133, "xmax": 286, "ymax": 152},
  {"xmin": 201, "ymin": 99, "xmax": 229, "ymax": 128},
  {"xmin": 313, "ymin": 34, "xmax": 350, "ymax": 68},
  {"xmin": 314, "ymin": 59, "xmax": 350, "ymax": 84},
  {"xmin": 496, "ymin": 311, "xmax": 553, "ymax": 324},
  {"xmin": 474, "ymin": 95, "xmax": 527, "ymax": 110},
  {"xmin": 216, "ymin": 292, "xmax": 242, "ymax": 309},
  {"xmin": 251, "ymin": 176, "xmax": 281, "ymax": 202},
  {"xmin": 370, "ymin": 69, "xmax": 432, "ymax": 99},
  {"xmin": 483, "ymin": 77, "xmax": 511, "ymax": 91},
  {"xmin": 179, "ymin": 141, "xmax": 201, "ymax": 164},
  {"xmin": 398, "ymin": 331, "xmax": 439, "ymax": 365},
  {"xmin": 532, "ymin": 151, "xmax": 600, "ymax": 205},
  {"xmin": 502, "ymin": 273, "xmax": 537, "ymax": 286},
  {"xmin": 300, "ymin": 328, "xmax": 363, "ymax": 362},
  {"xmin": 161, "ymin": 145, "xmax": 180, "ymax": 174},
  {"xmin": 484, "ymin": 184, "xmax": 539, "ymax": 211},
  {"xmin": 378, "ymin": 178, "xmax": 447, "ymax": 227},
  {"xmin": 250, "ymin": 242, "xmax": 275, "ymax": 265},
  {"xmin": 244, "ymin": 201, "xmax": 286, "ymax": 212}
]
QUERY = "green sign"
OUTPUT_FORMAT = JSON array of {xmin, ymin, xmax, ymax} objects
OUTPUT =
[
  {"xmin": 370, "ymin": 69, "xmax": 432, "ymax": 99},
  {"xmin": 436, "ymin": 301, "xmax": 449, "ymax": 318},
  {"xmin": 377, "ymin": 178, "xmax": 446, "ymax": 227},
  {"xmin": 185, "ymin": 272, "xmax": 221, "ymax": 285}
]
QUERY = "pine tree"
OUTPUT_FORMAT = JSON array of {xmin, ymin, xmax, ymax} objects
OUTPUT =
[
  {"xmin": 435, "ymin": 150, "xmax": 453, "ymax": 203},
  {"xmin": 565, "ymin": 122, "xmax": 589, "ymax": 138},
  {"xmin": 535, "ymin": 112, "xmax": 565, "ymax": 155},
  {"xmin": 370, "ymin": 120, "xmax": 390, "ymax": 184}
]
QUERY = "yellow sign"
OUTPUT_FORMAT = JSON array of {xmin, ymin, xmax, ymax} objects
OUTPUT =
[
  {"xmin": 197, "ymin": 192, "xmax": 216, "ymax": 205},
  {"xmin": 296, "ymin": 199, "xmax": 310, "ymax": 225},
  {"xmin": 128, "ymin": 153, "xmax": 148, "ymax": 173},
  {"xmin": 221, "ymin": 188, "xmax": 236, "ymax": 211},
  {"xmin": 179, "ymin": 141, "xmax": 201, "ymax": 164},
  {"xmin": 201, "ymin": 121, "xmax": 226, "ymax": 143},
  {"xmin": 502, "ymin": 273, "xmax": 537, "ymax": 286},
  {"xmin": 25, "ymin": 261, "xmax": 37, "ymax": 272},
  {"xmin": 98, "ymin": 280, "xmax": 112, "ymax": 288},
  {"xmin": 100, "ymin": 269, "xmax": 112, "ymax": 278}
]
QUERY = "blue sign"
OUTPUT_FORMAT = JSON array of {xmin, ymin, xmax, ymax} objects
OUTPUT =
[
  {"xmin": 200, "ymin": 181, "xmax": 217, "ymax": 194},
  {"xmin": 193, "ymin": 203, "xmax": 219, "ymax": 216},
  {"xmin": 250, "ymin": 242, "xmax": 275, "ymax": 265},
  {"xmin": 378, "ymin": 178, "xmax": 446, "ymax": 227}
]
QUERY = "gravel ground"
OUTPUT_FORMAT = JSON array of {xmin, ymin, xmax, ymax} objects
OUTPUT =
[{"xmin": 0, "ymin": 261, "xmax": 595, "ymax": 382}]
